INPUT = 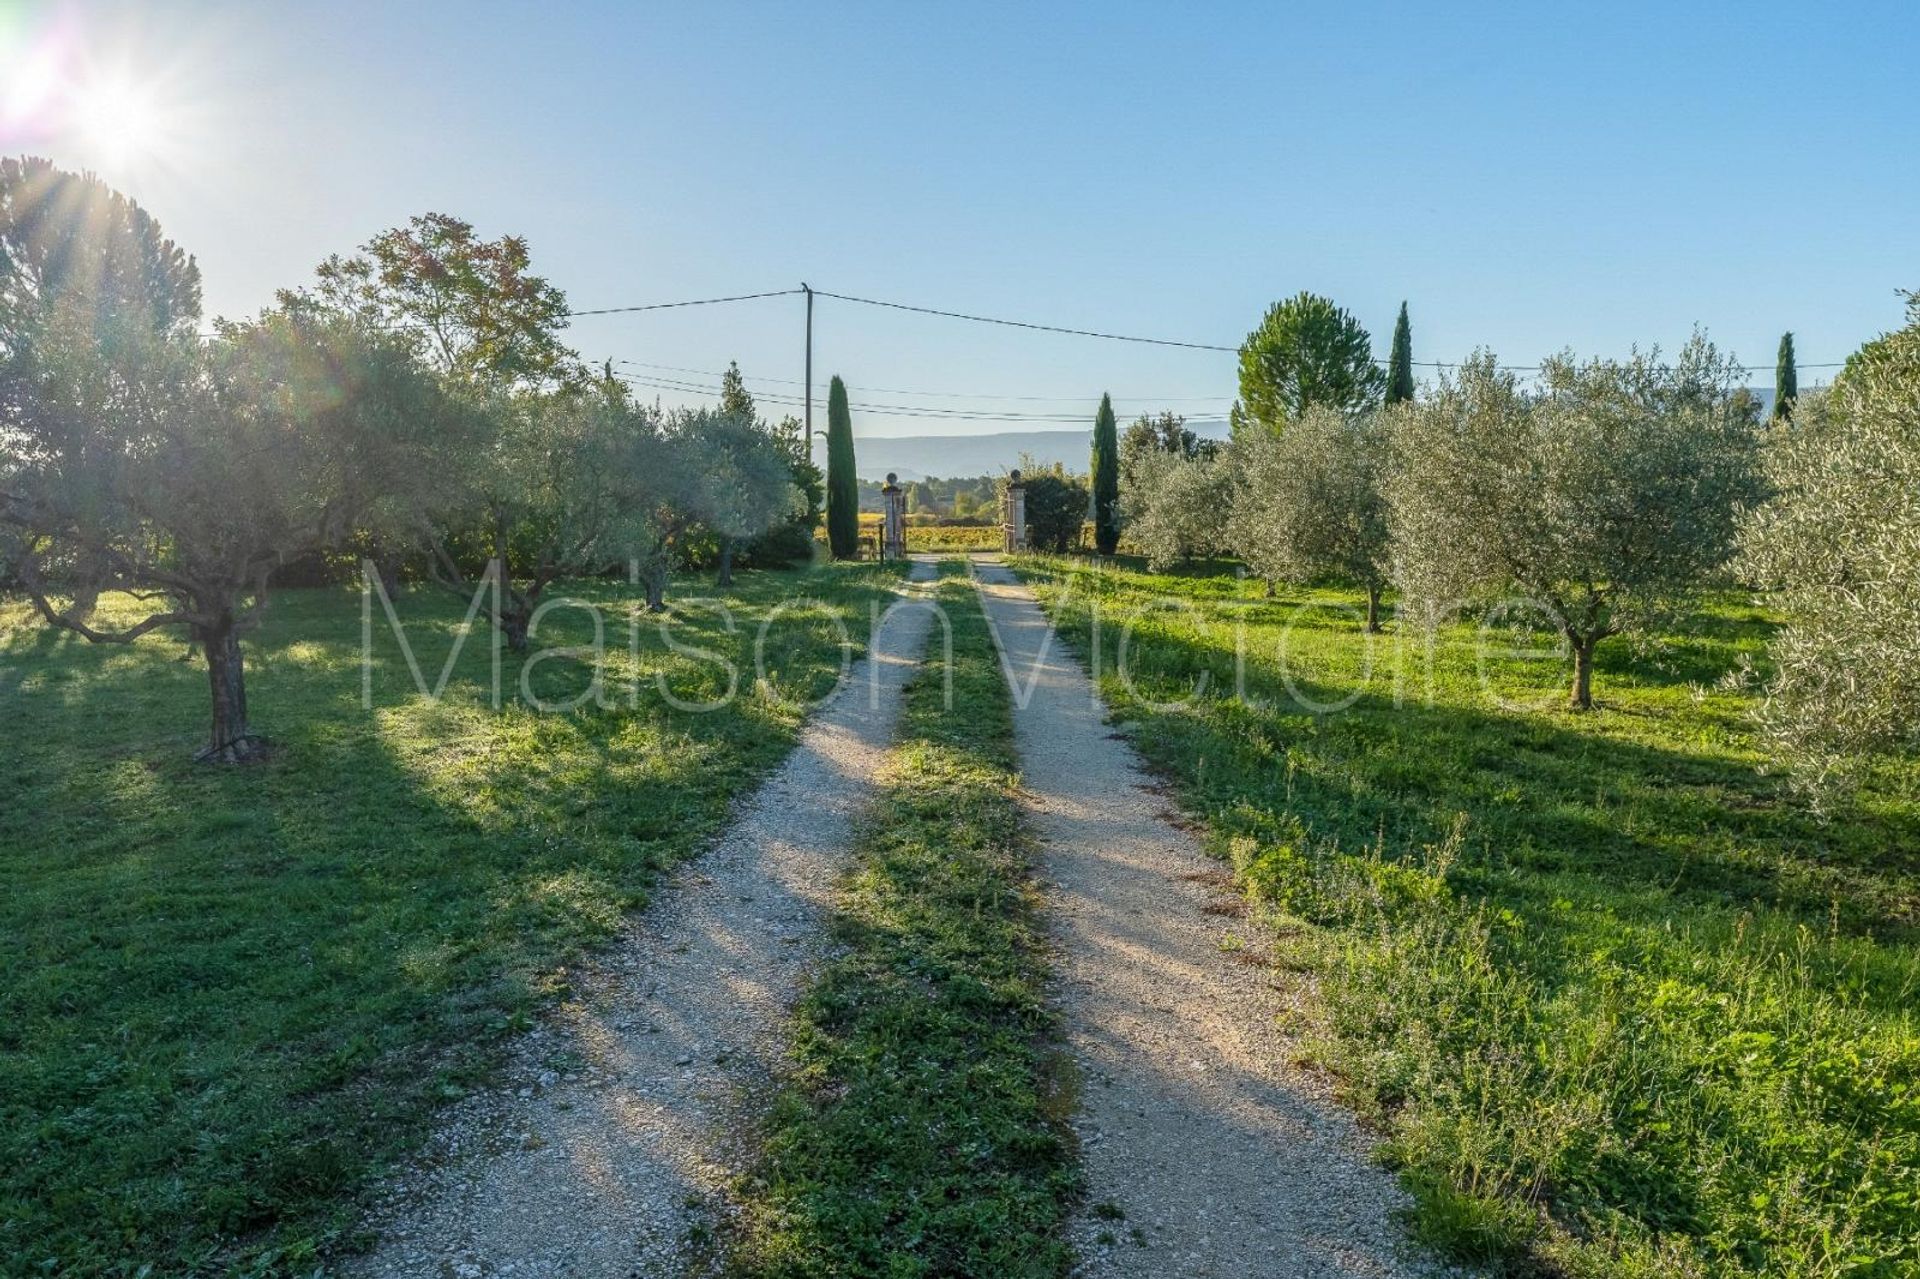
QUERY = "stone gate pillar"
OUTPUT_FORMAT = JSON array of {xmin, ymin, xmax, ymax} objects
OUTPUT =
[
  {"xmin": 1002, "ymin": 469, "xmax": 1027, "ymax": 553},
  {"xmin": 881, "ymin": 472, "xmax": 906, "ymax": 561}
]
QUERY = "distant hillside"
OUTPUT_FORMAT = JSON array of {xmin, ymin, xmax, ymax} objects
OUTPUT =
[
  {"xmin": 814, "ymin": 423, "xmax": 1231, "ymax": 483},
  {"xmin": 816, "ymin": 391, "xmax": 1780, "ymax": 482}
]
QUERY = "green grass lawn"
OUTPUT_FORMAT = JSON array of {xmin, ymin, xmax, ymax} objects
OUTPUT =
[
  {"xmin": 0, "ymin": 563, "xmax": 909, "ymax": 1276},
  {"xmin": 727, "ymin": 566, "xmax": 1078, "ymax": 1278},
  {"xmin": 1016, "ymin": 555, "xmax": 1920, "ymax": 1279}
]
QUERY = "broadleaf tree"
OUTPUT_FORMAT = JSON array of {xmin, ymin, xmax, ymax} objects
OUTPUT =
[
  {"xmin": 1737, "ymin": 295, "xmax": 1920, "ymax": 800},
  {"xmin": 1228, "ymin": 406, "xmax": 1393, "ymax": 628},
  {"xmin": 1119, "ymin": 450, "xmax": 1231, "ymax": 572},
  {"xmin": 0, "ymin": 156, "xmax": 202, "ymax": 622},
  {"xmin": 2, "ymin": 305, "xmax": 468, "ymax": 760},
  {"xmin": 284, "ymin": 212, "xmax": 578, "ymax": 389},
  {"xmin": 690, "ymin": 408, "xmax": 804, "ymax": 587},
  {"xmin": 1119, "ymin": 410, "xmax": 1217, "ymax": 487},
  {"xmin": 1386, "ymin": 339, "xmax": 1763, "ymax": 709}
]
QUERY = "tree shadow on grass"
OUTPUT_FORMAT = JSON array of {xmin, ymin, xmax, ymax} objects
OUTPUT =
[
  {"xmin": 0, "ymin": 566, "xmax": 900, "ymax": 1273},
  {"xmin": 1036, "ymin": 583, "xmax": 1920, "ymax": 946}
]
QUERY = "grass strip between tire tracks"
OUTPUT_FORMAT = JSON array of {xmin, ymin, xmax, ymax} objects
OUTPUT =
[{"xmin": 727, "ymin": 563, "xmax": 1080, "ymax": 1278}]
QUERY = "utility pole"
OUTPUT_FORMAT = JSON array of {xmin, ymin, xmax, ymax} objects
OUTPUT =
[{"xmin": 801, "ymin": 282, "xmax": 815, "ymax": 456}]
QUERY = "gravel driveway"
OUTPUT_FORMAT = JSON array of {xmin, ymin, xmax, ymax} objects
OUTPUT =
[
  {"xmin": 342, "ymin": 560, "xmax": 941, "ymax": 1278},
  {"xmin": 970, "ymin": 558, "xmax": 1451, "ymax": 1279}
]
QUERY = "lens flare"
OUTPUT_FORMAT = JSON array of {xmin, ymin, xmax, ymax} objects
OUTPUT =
[{"xmin": 70, "ymin": 71, "xmax": 160, "ymax": 167}]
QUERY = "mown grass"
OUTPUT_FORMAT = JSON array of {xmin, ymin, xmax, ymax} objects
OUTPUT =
[
  {"xmin": 0, "ymin": 562, "xmax": 909, "ymax": 1276},
  {"xmin": 727, "ymin": 565, "xmax": 1078, "ymax": 1279},
  {"xmin": 1016, "ymin": 555, "xmax": 1920, "ymax": 1279}
]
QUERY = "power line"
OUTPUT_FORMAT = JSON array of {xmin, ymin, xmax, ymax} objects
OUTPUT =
[
  {"xmin": 805, "ymin": 288, "xmax": 1847, "ymax": 373},
  {"xmin": 611, "ymin": 358, "xmax": 1234, "ymax": 404},
  {"xmin": 564, "ymin": 288, "xmax": 801, "ymax": 319},
  {"xmin": 609, "ymin": 369, "xmax": 1228, "ymax": 425},
  {"xmin": 207, "ymin": 278, "xmax": 1850, "ymax": 376},
  {"xmin": 813, "ymin": 289, "xmax": 1239, "ymax": 353}
]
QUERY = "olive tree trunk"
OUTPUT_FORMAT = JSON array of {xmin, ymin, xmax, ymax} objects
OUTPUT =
[
  {"xmin": 1570, "ymin": 634, "xmax": 1598, "ymax": 710},
  {"xmin": 1365, "ymin": 585, "xmax": 1383, "ymax": 633},
  {"xmin": 197, "ymin": 619, "xmax": 267, "ymax": 763},
  {"xmin": 716, "ymin": 537, "xmax": 735, "ymax": 588}
]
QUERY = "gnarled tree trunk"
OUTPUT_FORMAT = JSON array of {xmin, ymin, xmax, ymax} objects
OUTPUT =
[
  {"xmin": 197, "ymin": 618, "xmax": 268, "ymax": 763},
  {"xmin": 717, "ymin": 536, "xmax": 735, "ymax": 588},
  {"xmin": 1365, "ymin": 585, "xmax": 1382, "ymax": 633}
]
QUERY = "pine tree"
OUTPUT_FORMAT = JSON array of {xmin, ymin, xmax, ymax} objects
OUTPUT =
[
  {"xmin": 1091, "ymin": 392, "xmax": 1121, "ymax": 555},
  {"xmin": 720, "ymin": 359, "xmax": 757, "ymax": 421},
  {"xmin": 1774, "ymin": 332, "xmax": 1798, "ymax": 423},
  {"xmin": 825, "ymin": 375, "xmax": 860, "ymax": 559},
  {"xmin": 1386, "ymin": 302, "xmax": 1415, "ymax": 405}
]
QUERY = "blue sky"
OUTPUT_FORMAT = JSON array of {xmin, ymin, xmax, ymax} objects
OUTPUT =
[{"xmin": 2, "ymin": 0, "xmax": 1915, "ymax": 437}]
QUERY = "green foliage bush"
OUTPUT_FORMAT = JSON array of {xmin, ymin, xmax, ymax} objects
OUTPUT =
[{"xmin": 1019, "ymin": 471, "xmax": 1089, "ymax": 554}]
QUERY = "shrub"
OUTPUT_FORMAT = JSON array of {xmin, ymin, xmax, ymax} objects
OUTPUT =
[{"xmin": 1020, "ymin": 471, "xmax": 1089, "ymax": 554}]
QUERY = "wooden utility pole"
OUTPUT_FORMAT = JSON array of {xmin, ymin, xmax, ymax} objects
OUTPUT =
[{"xmin": 801, "ymin": 282, "xmax": 815, "ymax": 455}]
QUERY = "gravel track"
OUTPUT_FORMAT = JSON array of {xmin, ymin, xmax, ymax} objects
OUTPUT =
[
  {"xmin": 341, "ymin": 559, "xmax": 940, "ymax": 1279},
  {"xmin": 970, "ymin": 558, "xmax": 1451, "ymax": 1279}
]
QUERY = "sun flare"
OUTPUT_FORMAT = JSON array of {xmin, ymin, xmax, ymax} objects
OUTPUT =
[{"xmin": 70, "ymin": 72, "xmax": 162, "ymax": 168}]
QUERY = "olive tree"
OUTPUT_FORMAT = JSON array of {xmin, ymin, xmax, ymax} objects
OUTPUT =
[
  {"xmin": 687, "ymin": 409, "xmax": 804, "ymax": 587},
  {"xmin": 1120, "ymin": 449, "xmax": 1231, "ymax": 572},
  {"xmin": 2, "ymin": 309, "xmax": 465, "ymax": 761},
  {"xmin": 1737, "ymin": 295, "xmax": 1920, "ymax": 798},
  {"xmin": 1387, "ymin": 340, "xmax": 1762, "ymax": 709},
  {"xmin": 420, "ymin": 383, "xmax": 685, "ymax": 642},
  {"xmin": 1228, "ymin": 406, "xmax": 1392, "ymax": 628},
  {"xmin": 0, "ymin": 157, "xmax": 202, "ymax": 622}
]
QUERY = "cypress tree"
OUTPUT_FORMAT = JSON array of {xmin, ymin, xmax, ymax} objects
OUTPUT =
[
  {"xmin": 825, "ymin": 375, "xmax": 860, "ymax": 560},
  {"xmin": 1091, "ymin": 392, "xmax": 1120, "ymax": 555},
  {"xmin": 1774, "ymin": 331, "xmax": 1798, "ymax": 423},
  {"xmin": 1386, "ymin": 301, "xmax": 1415, "ymax": 405}
]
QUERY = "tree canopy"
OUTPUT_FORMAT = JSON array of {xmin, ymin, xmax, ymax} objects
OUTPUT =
[
  {"xmin": 1120, "ymin": 450, "xmax": 1230, "ymax": 572},
  {"xmin": 1090, "ymin": 393, "xmax": 1120, "ymax": 555},
  {"xmin": 1386, "ymin": 340, "xmax": 1763, "ymax": 708},
  {"xmin": 1233, "ymin": 292, "xmax": 1385, "ymax": 433},
  {"xmin": 1385, "ymin": 302, "xmax": 1414, "ymax": 405},
  {"xmin": 825, "ymin": 376, "xmax": 859, "ymax": 559},
  {"xmin": 1228, "ymin": 406, "xmax": 1392, "ymax": 628},
  {"xmin": 1739, "ymin": 295, "xmax": 1920, "ymax": 799},
  {"xmin": 283, "ymin": 212, "xmax": 578, "ymax": 390}
]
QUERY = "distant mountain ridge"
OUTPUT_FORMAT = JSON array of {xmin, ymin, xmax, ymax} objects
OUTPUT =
[
  {"xmin": 814, "ymin": 423, "xmax": 1231, "ymax": 483},
  {"xmin": 816, "ymin": 390, "xmax": 1778, "ymax": 482}
]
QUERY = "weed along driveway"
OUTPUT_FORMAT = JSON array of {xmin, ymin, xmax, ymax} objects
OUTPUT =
[
  {"xmin": 969, "ymin": 557, "xmax": 1447, "ymax": 1278},
  {"xmin": 343, "ymin": 560, "xmax": 941, "ymax": 1277}
]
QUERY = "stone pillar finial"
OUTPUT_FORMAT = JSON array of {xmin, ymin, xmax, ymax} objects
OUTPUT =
[{"xmin": 881, "ymin": 472, "xmax": 906, "ymax": 561}]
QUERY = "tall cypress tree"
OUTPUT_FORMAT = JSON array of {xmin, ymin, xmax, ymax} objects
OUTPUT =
[
  {"xmin": 1091, "ymin": 392, "xmax": 1120, "ymax": 555},
  {"xmin": 825, "ymin": 375, "xmax": 860, "ymax": 559},
  {"xmin": 1386, "ymin": 301, "xmax": 1415, "ymax": 405},
  {"xmin": 1774, "ymin": 331, "xmax": 1798, "ymax": 423}
]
